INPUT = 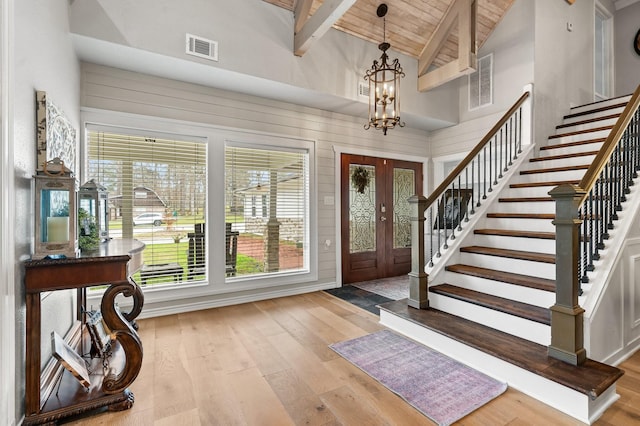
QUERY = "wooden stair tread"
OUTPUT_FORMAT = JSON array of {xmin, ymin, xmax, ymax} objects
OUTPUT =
[
  {"xmin": 499, "ymin": 196, "xmax": 553, "ymax": 202},
  {"xmin": 548, "ymin": 125, "xmax": 613, "ymax": 140},
  {"xmin": 460, "ymin": 245, "xmax": 555, "ymax": 264},
  {"xmin": 540, "ymin": 137, "xmax": 606, "ymax": 151},
  {"xmin": 556, "ymin": 113, "xmax": 620, "ymax": 129},
  {"xmin": 430, "ymin": 283, "xmax": 551, "ymax": 325},
  {"xmin": 474, "ymin": 228, "xmax": 555, "ymax": 239},
  {"xmin": 487, "ymin": 212, "xmax": 555, "ymax": 219},
  {"xmin": 510, "ymin": 180, "xmax": 579, "ymax": 188},
  {"xmin": 563, "ymin": 101, "xmax": 628, "ymax": 120},
  {"xmin": 378, "ymin": 300, "xmax": 624, "ymax": 399},
  {"xmin": 445, "ymin": 264, "xmax": 555, "ymax": 292},
  {"xmin": 530, "ymin": 151, "xmax": 599, "ymax": 162},
  {"xmin": 521, "ymin": 164, "xmax": 590, "ymax": 174}
]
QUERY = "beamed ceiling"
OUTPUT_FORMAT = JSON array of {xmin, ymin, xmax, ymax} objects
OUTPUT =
[{"xmin": 264, "ymin": 0, "xmax": 515, "ymax": 90}]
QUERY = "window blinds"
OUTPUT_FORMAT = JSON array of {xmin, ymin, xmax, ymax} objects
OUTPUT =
[
  {"xmin": 225, "ymin": 145, "xmax": 308, "ymax": 276},
  {"xmin": 86, "ymin": 129, "xmax": 207, "ymax": 286}
]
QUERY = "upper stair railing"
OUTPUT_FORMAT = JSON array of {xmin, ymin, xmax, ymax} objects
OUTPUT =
[
  {"xmin": 550, "ymin": 84, "xmax": 640, "ymax": 366},
  {"xmin": 407, "ymin": 90, "xmax": 532, "ymax": 309}
]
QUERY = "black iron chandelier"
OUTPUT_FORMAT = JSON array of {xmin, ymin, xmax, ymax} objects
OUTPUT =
[{"xmin": 364, "ymin": 3, "xmax": 405, "ymax": 135}]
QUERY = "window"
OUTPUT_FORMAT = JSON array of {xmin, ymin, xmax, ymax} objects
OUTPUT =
[
  {"xmin": 469, "ymin": 54, "xmax": 493, "ymax": 110},
  {"xmin": 86, "ymin": 127, "xmax": 207, "ymax": 287},
  {"xmin": 225, "ymin": 144, "xmax": 309, "ymax": 277},
  {"xmin": 594, "ymin": 5, "xmax": 613, "ymax": 100}
]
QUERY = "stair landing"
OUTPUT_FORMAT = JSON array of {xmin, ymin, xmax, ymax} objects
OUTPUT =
[{"xmin": 379, "ymin": 300, "xmax": 624, "ymax": 424}]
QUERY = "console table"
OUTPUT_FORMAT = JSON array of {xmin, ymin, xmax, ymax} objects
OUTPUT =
[{"xmin": 24, "ymin": 239, "xmax": 145, "ymax": 425}]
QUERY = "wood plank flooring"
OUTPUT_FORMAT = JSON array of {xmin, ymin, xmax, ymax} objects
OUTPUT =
[{"xmin": 64, "ymin": 291, "xmax": 640, "ymax": 425}]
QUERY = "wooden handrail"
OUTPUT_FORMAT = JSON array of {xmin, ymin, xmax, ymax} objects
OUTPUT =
[
  {"xmin": 578, "ymin": 84, "xmax": 640, "ymax": 203},
  {"xmin": 425, "ymin": 91, "xmax": 530, "ymax": 207}
]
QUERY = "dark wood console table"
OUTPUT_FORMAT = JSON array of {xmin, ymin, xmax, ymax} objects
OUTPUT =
[{"xmin": 24, "ymin": 239, "xmax": 145, "ymax": 425}]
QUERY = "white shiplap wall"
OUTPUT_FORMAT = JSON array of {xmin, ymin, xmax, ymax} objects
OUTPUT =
[{"xmin": 80, "ymin": 62, "xmax": 430, "ymax": 316}]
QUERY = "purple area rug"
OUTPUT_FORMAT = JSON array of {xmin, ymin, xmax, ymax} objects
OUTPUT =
[{"xmin": 330, "ymin": 330, "xmax": 507, "ymax": 425}]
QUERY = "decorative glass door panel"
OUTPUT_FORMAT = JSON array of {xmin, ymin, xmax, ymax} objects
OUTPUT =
[
  {"xmin": 349, "ymin": 164, "xmax": 376, "ymax": 253},
  {"xmin": 392, "ymin": 167, "xmax": 414, "ymax": 249},
  {"xmin": 341, "ymin": 154, "xmax": 422, "ymax": 284}
]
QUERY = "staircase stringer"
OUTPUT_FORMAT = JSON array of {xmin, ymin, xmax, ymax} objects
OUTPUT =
[
  {"xmin": 581, "ymin": 179, "xmax": 640, "ymax": 363},
  {"xmin": 426, "ymin": 143, "xmax": 536, "ymax": 283}
]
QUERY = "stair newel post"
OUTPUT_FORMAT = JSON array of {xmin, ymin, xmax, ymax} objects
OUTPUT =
[
  {"xmin": 549, "ymin": 184, "xmax": 587, "ymax": 365},
  {"xmin": 408, "ymin": 195, "xmax": 429, "ymax": 309}
]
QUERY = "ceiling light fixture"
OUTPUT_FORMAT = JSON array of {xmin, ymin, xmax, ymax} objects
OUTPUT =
[{"xmin": 364, "ymin": 3, "xmax": 405, "ymax": 135}]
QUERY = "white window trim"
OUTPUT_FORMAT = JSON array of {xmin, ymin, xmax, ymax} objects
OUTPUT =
[
  {"xmin": 81, "ymin": 108, "xmax": 317, "ymax": 308},
  {"xmin": 594, "ymin": 2, "xmax": 614, "ymax": 101}
]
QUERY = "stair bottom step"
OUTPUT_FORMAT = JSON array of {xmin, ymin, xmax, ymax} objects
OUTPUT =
[{"xmin": 378, "ymin": 299, "xmax": 621, "ymax": 399}]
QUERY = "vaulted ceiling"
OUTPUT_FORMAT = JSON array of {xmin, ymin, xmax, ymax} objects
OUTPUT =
[{"xmin": 263, "ymin": 0, "xmax": 515, "ymax": 69}]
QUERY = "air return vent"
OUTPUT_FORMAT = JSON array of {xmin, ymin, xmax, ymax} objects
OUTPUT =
[
  {"xmin": 358, "ymin": 82, "xmax": 370, "ymax": 98},
  {"xmin": 186, "ymin": 33, "xmax": 218, "ymax": 61}
]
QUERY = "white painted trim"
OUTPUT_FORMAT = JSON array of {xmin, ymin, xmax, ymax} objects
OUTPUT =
[
  {"xmin": 0, "ymin": 0, "xmax": 16, "ymax": 424},
  {"xmin": 332, "ymin": 144, "xmax": 430, "ymax": 286},
  {"xmin": 135, "ymin": 281, "xmax": 338, "ymax": 319},
  {"xmin": 614, "ymin": 0, "xmax": 640, "ymax": 10},
  {"xmin": 594, "ymin": 3, "xmax": 615, "ymax": 101},
  {"xmin": 81, "ymin": 107, "xmax": 319, "ymax": 308}
]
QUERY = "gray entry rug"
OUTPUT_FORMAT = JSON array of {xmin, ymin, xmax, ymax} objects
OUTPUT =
[
  {"xmin": 330, "ymin": 329, "xmax": 507, "ymax": 426},
  {"xmin": 351, "ymin": 275, "xmax": 409, "ymax": 300}
]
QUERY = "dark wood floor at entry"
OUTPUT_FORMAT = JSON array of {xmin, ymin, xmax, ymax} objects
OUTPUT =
[{"xmin": 63, "ymin": 292, "xmax": 640, "ymax": 425}]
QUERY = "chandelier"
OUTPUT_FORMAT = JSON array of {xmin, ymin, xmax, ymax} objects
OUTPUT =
[{"xmin": 364, "ymin": 3, "xmax": 405, "ymax": 135}]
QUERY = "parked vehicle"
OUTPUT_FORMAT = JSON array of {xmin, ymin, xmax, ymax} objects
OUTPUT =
[{"xmin": 133, "ymin": 213, "xmax": 164, "ymax": 226}]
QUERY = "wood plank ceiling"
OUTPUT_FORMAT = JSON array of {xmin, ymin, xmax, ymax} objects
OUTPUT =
[{"xmin": 263, "ymin": 0, "xmax": 514, "ymax": 70}]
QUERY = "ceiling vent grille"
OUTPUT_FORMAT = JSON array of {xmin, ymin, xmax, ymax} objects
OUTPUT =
[
  {"xmin": 186, "ymin": 33, "xmax": 218, "ymax": 61},
  {"xmin": 358, "ymin": 82, "xmax": 370, "ymax": 98}
]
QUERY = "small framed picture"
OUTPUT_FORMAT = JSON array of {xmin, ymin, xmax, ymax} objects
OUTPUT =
[
  {"xmin": 51, "ymin": 331, "xmax": 91, "ymax": 389},
  {"xmin": 434, "ymin": 188, "xmax": 473, "ymax": 230},
  {"xmin": 86, "ymin": 310, "xmax": 112, "ymax": 356}
]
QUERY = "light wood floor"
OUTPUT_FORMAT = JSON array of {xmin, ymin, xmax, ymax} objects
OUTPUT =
[{"xmin": 66, "ymin": 291, "xmax": 640, "ymax": 425}]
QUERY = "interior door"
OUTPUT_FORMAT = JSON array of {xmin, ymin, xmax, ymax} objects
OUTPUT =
[{"xmin": 341, "ymin": 154, "xmax": 422, "ymax": 284}]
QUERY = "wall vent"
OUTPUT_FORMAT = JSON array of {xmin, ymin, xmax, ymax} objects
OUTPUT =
[
  {"xmin": 358, "ymin": 82, "xmax": 370, "ymax": 98},
  {"xmin": 186, "ymin": 33, "xmax": 218, "ymax": 61}
]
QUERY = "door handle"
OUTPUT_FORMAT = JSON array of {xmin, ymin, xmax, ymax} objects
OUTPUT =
[{"xmin": 380, "ymin": 216, "xmax": 387, "ymax": 221}]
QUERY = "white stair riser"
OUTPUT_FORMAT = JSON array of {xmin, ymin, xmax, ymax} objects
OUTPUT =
[
  {"xmin": 528, "ymin": 154, "xmax": 596, "ymax": 170},
  {"xmin": 459, "ymin": 252, "xmax": 555, "ymax": 279},
  {"xmin": 514, "ymin": 169, "xmax": 588, "ymax": 183},
  {"xmin": 483, "ymin": 217, "xmax": 555, "ymax": 232},
  {"xmin": 562, "ymin": 109, "xmax": 626, "ymax": 125},
  {"xmin": 472, "ymin": 233, "xmax": 555, "ymax": 253},
  {"xmin": 546, "ymin": 128, "xmax": 612, "ymax": 145},
  {"xmin": 438, "ymin": 270, "xmax": 555, "ymax": 307},
  {"xmin": 540, "ymin": 141, "xmax": 605, "ymax": 157},
  {"xmin": 556, "ymin": 118, "xmax": 620, "ymax": 133},
  {"xmin": 494, "ymin": 201, "xmax": 555, "ymax": 214},
  {"xmin": 504, "ymin": 186, "xmax": 560, "ymax": 198},
  {"xmin": 428, "ymin": 293, "xmax": 551, "ymax": 346},
  {"xmin": 568, "ymin": 97, "xmax": 631, "ymax": 115}
]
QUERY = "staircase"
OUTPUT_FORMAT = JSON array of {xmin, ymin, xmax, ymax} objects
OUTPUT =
[{"xmin": 379, "ymin": 95, "xmax": 634, "ymax": 424}]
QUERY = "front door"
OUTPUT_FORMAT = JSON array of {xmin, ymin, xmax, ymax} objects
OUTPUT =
[{"xmin": 341, "ymin": 154, "xmax": 423, "ymax": 284}]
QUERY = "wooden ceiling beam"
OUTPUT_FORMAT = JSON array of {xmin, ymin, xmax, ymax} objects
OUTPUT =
[
  {"xmin": 293, "ymin": 0, "xmax": 313, "ymax": 34},
  {"xmin": 417, "ymin": 0, "xmax": 477, "ymax": 92},
  {"xmin": 294, "ymin": 0, "xmax": 357, "ymax": 57}
]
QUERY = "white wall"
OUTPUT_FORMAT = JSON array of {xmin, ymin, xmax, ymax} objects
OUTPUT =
[
  {"xmin": 614, "ymin": 1, "xmax": 640, "ymax": 96},
  {"xmin": 9, "ymin": 0, "xmax": 80, "ymax": 422},
  {"xmin": 533, "ymin": 0, "xmax": 601, "ymax": 147},
  {"xmin": 68, "ymin": 0, "xmax": 458, "ymax": 130}
]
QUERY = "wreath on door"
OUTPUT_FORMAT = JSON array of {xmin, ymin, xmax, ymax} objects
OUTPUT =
[{"xmin": 351, "ymin": 166, "xmax": 371, "ymax": 193}]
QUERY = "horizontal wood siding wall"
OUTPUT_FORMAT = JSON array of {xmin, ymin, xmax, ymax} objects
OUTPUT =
[{"xmin": 80, "ymin": 62, "xmax": 429, "ymax": 304}]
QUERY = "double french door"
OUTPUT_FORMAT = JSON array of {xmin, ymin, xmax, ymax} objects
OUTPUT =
[{"xmin": 341, "ymin": 154, "xmax": 422, "ymax": 284}]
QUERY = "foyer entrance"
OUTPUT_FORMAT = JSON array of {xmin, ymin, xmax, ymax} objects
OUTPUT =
[{"xmin": 340, "ymin": 153, "xmax": 422, "ymax": 284}]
